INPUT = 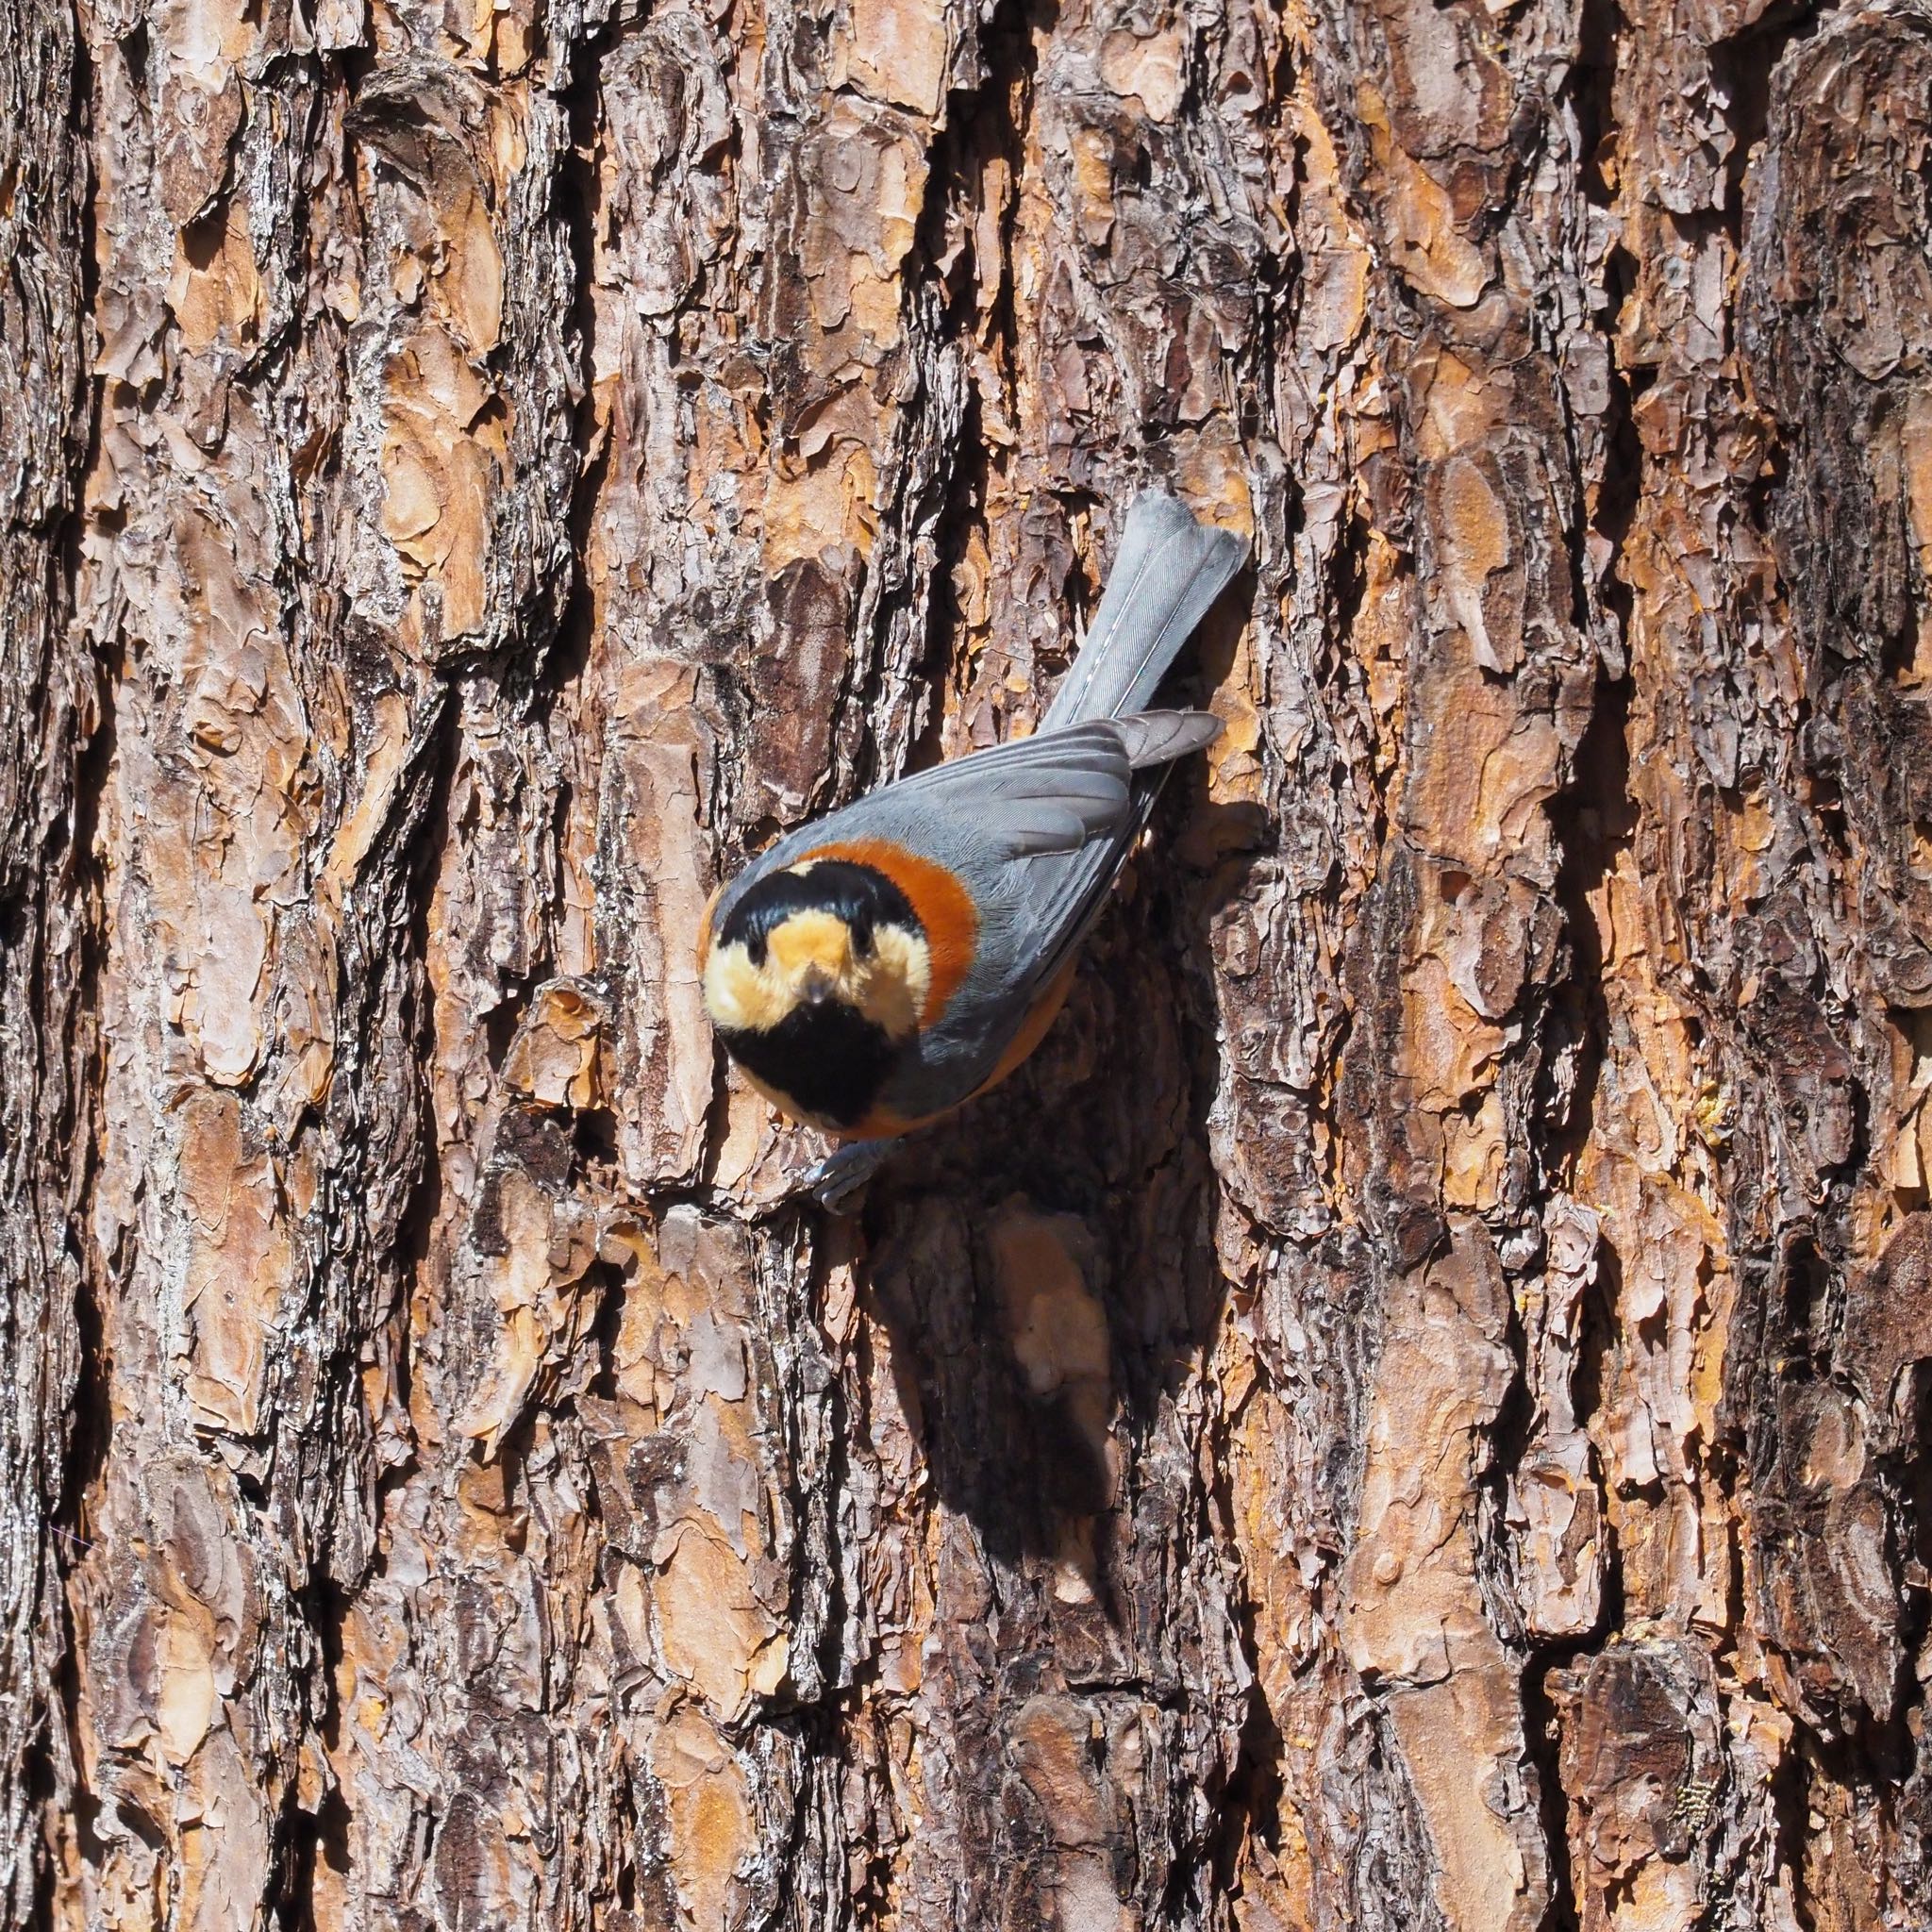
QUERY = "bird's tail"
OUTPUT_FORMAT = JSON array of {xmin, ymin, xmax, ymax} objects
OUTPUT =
[{"xmin": 1041, "ymin": 491, "xmax": 1247, "ymax": 731}]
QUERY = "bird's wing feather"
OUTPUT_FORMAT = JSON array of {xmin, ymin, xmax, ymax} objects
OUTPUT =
[
  {"xmin": 845, "ymin": 711, "xmax": 1218, "ymax": 852},
  {"xmin": 864, "ymin": 718, "xmax": 1210, "ymax": 1025},
  {"xmin": 864, "ymin": 720, "xmax": 1134, "ymax": 856}
]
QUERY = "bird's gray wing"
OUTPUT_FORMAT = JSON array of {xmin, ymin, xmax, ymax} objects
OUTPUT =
[
  {"xmin": 856, "ymin": 714, "xmax": 1218, "ymax": 1024},
  {"xmin": 855, "ymin": 711, "xmax": 1218, "ymax": 857},
  {"xmin": 852, "ymin": 719, "xmax": 1136, "ymax": 856}
]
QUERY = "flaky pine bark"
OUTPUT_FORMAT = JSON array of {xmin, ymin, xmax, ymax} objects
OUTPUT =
[
  {"xmin": 8, "ymin": 0, "xmax": 1932, "ymax": 1923},
  {"xmin": 1, "ymin": 0, "xmax": 93, "ymax": 1918}
]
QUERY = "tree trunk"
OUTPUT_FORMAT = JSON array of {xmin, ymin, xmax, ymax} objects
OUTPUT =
[{"xmin": 8, "ymin": 0, "xmax": 1932, "ymax": 1922}]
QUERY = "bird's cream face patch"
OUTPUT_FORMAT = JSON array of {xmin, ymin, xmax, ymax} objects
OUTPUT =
[{"xmin": 702, "ymin": 904, "xmax": 932, "ymax": 1041}]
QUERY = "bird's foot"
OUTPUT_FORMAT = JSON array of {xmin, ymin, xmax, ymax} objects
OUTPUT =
[{"xmin": 804, "ymin": 1137, "xmax": 902, "ymax": 1210}]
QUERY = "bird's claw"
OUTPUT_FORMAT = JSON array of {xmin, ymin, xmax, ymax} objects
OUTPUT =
[{"xmin": 804, "ymin": 1138, "xmax": 900, "ymax": 1209}]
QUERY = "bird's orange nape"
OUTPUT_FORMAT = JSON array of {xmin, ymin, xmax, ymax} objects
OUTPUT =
[{"xmin": 798, "ymin": 836, "xmax": 979, "ymax": 1025}]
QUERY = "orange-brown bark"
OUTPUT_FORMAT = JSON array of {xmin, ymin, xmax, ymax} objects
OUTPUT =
[{"xmin": 6, "ymin": 0, "xmax": 1932, "ymax": 1926}]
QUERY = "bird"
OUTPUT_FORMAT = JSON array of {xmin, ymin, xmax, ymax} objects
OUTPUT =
[{"xmin": 700, "ymin": 489, "xmax": 1247, "ymax": 1203}]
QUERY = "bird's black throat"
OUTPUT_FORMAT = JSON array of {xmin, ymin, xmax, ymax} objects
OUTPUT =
[{"xmin": 719, "ymin": 998, "xmax": 897, "ymax": 1129}]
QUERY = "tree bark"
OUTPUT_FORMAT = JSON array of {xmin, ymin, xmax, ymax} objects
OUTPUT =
[
  {"xmin": 8, "ymin": 0, "xmax": 1932, "ymax": 1924},
  {"xmin": 1, "ymin": 0, "xmax": 94, "ymax": 1915}
]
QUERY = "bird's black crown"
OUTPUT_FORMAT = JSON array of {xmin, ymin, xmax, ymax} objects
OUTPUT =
[{"xmin": 718, "ymin": 858, "xmax": 923, "ymax": 962}]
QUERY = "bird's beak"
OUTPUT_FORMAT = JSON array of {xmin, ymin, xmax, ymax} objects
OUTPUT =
[{"xmin": 800, "ymin": 965, "xmax": 836, "ymax": 1006}]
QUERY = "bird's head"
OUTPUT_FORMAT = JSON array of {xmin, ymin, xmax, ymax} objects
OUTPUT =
[{"xmin": 702, "ymin": 858, "xmax": 932, "ymax": 1048}]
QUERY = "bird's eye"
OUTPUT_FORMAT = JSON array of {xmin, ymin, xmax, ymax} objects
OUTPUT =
[{"xmin": 850, "ymin": 921, "xmax": 874, "ymax": 957}]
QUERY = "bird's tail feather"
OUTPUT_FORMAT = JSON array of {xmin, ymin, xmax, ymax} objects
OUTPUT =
[
  {"xmin": 1113, "ymin": 709, "xmax": 1224, "ymax": 768},
  {"xmin": 1042, "ymin": 491, "xmax": 1247, "ymax": 730}
]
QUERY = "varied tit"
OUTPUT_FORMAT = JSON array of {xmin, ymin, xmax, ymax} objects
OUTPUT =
[{"xmin": 700, "ymin": 490, "xmax": 1246, "ymax": 1202}]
